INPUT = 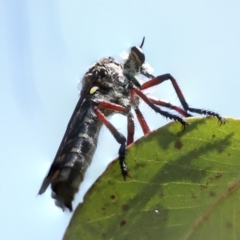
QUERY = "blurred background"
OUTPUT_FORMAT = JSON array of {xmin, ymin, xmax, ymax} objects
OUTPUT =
[{"xmin": 1, "ymin": 1, "xmax": 239, "ymax": 239}]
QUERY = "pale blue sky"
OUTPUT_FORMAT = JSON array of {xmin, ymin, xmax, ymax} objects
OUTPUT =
[{"xmin": 1, "ymin": 1, "xmax": 240, "ymax": 239}]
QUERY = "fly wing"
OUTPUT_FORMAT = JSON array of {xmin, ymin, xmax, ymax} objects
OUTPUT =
[
  {"xmin": 38, "ymin": 74, "xmax": 95, "ymax": 195},
  {"xmin": 38, "ymin": 97, "xmax": 85, "ymax": 195}
]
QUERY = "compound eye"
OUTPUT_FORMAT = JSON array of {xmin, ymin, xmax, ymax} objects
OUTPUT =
[
  {"xmin": 89, "ymin": 86, "xmax": 99, "ymax": 94},
  {"xmin": 130, "ymin": 46, "xmax": 145, "ymax": 64}
]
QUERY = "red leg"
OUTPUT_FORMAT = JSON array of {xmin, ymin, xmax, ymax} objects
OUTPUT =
[
  {"xmin": 130, "ymin": 89, "xmax": 151, "ymax": 136},
  {"xmin": 127, "ymin": 113, "xmax": 135, "ymax": 146},
  {"xmin": 141, "ymin": 74, "xmax": 188, "ymax": 110},
  {"xmin": 131, "ymin": 87, "xmax": 189, "ymax": 128},
  {"xmin": 95, "ymin": 99, "xmax": 127, "ymax": 112},
  {"xmin": 147, "ymin": 96, "xmax": 191, "ymax": 117},
  {"xmin": 93, "ymin": 107, "xmax": 129, "ymax": 179},
  {"xmin": 140, "ymin": 74, "xmax": 225, "ymax": 124},
  {"xmin": 135, "ymin": 108, "xmax": 151, "ymax": 135}
]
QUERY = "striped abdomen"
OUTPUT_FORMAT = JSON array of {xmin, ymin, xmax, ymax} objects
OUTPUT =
[{"xmin": 38, "ymin": 100, "xmax": 102, "ymax": 211}]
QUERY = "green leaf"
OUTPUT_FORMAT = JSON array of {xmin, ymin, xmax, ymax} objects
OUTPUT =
[{"xmin": 64, "ymin": 117, "xmax": 240, "ymax": 240}]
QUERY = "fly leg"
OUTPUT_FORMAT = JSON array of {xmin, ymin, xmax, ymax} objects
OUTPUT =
[
  {"xmin": 135, "ymin": 107, "xmax": 151, "ymax": 135},
  {"xmin": 129, "ymin": 86, "xmax": 151, "ymax": 136},
  {"xmin": 134, "ymin": 99, "xmax": 192, "ymax": 135},
  {"xmin": 93, "ymin": 100, "xmax": 130, "ymax": 179},
  {"xmin": 134, "ymin": 97, "xmax": 189, "ymax": 138},
  {"xmin": 127, "ymin": 113, "xmax": 135, "ymax": 146},
  {"xmin": 147, "ymin": 96, "xmax": 191, "ymax": 117},
  {"xmin": 131, "ymin": 87, "xmax": 189, "ymax": 129},
  {"xmin": 140, "ymin": 74, "xmax": 225, "ymax": 124}
]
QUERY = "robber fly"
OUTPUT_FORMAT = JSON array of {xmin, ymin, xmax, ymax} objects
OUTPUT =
[{"xmin": 38, "ymin": 37, "xmax": 225, "ymax": 211}]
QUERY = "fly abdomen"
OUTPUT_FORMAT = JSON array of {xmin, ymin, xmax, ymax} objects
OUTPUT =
[{"xmin": 39, "ymin": 101, "xmax": 102, "ymax": 211}]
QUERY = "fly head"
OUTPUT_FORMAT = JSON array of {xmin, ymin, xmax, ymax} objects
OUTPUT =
[{"xmin": 123, "ymin": 37, "xmax": 146, "ymax": 77}]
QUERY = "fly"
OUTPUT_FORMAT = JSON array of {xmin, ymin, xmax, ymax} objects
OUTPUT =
[{"xmin": 38, "ymin": 37, "xmax": 225, "ymax": 211}]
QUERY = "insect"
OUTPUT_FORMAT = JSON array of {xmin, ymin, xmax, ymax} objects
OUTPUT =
[{"xmin": 38, "ymin": 38, "xmax": 225, "ymax": 211}]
